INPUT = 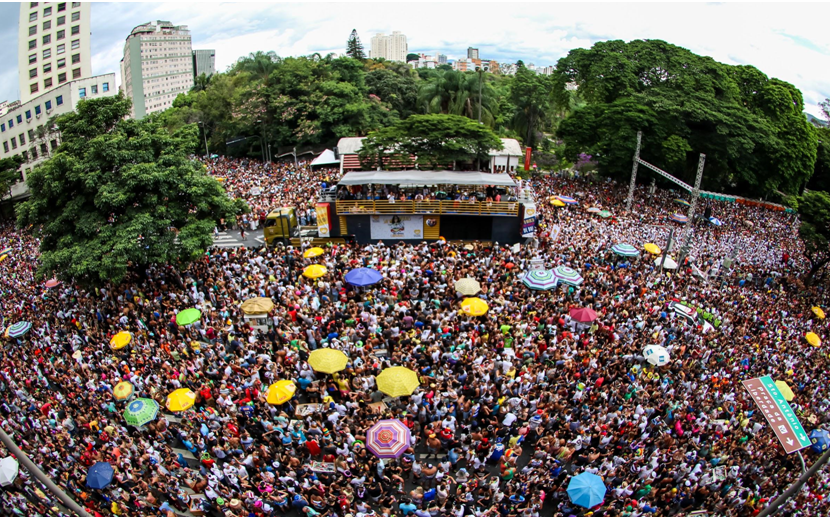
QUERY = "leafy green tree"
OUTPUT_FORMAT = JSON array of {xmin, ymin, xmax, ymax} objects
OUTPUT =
[
  {"xmin": 192, "ymin": 73, "xmax": 213, "ymax": 92},
  {"xmin": 0, "ymin": 155, "xmax": 23, "ymax": 204},
  {"xmin": 366, "ymin": 68, "xmax": 420, "ymax": 118},
  {"xmin": 346, "ymin": 29, "xmax": 366, "ymax": 61},
  {"xmin": 359, "ymin": 114, "xmax": 502, "ymax": 170},
  {"xmin": 510, "ymin": 66, "xmax": 553, "ymax": 148},
  {"xmin": 16, "ymin": 94, "xmax": 245, "ymax": 286},
  {"xmin": 406, "ymin": 53, "xmax": 420, "ymax": 63},
  {"xmin": 418, "ymin": 70, "xmax": 498, "ymax": 127},
  {"xmin": 796, "ymin": 190, "xmax": 830, "ymax": 284}
]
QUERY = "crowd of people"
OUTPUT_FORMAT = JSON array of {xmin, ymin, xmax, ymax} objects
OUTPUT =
[{"xmin": 0, "ymin": 158, "xmax": 827, "ymax": 517}]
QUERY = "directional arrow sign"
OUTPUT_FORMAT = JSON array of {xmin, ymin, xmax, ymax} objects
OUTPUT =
[{"xmin": 743, "ymin": 376, "xmax": 811, "ymax": 454}]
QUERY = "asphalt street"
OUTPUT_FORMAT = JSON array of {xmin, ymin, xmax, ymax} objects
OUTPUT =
[{"xmin": 211, "ymin": 227, "xmax": 266, "ymax": 248}]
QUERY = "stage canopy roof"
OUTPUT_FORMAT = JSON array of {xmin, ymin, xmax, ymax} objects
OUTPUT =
[{"xmin": 337, "ymin": 170, "xmax": 517, "ymax": 187}]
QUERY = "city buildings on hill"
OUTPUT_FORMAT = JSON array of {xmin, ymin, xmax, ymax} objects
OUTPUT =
[
  {"xmin": 18, "ymin": 2, "xmax": 93, "ymax": 104},
  {"xmin": 467, "ymin": 47, "xmax": 479, "ymax": 60},
  {"xmin": 192, "ymin": 49, "xmax": 216, "ymax": 79},
  {"xmin": 369, "ymin": 31, "xmax": 408, "ymax": 62},
  {"xmin": 120, "ymin": 20, "xmax": 194, "ymax": 119}
]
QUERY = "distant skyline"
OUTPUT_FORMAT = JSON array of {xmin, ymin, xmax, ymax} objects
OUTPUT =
[{"xmin": 0, "ymin": 3, "xmax": 828, "ymax": 116}]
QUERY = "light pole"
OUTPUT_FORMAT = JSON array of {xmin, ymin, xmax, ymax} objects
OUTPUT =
[
  {"xmin": 257, "ymin": 119, "xmax": 268, "ymax": 163},
  {"xmin": 197, "ymin": 121, "xmax": 210, "ymax": 158}
]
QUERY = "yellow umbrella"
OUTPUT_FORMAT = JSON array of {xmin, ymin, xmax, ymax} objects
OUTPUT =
[
  {"xmin": 461, "ymin": 297, "xmax": 489, "ymax": 316},
  {"xmin": 308, "ymin": 348, "xmax": 349, "ymax": 374},
  {"xmin": 303, "ymin": 264, "xmax": 328, "ymax": 279},
  {"xmin": 644, "ymin": 243, "xmax": 661, "ymax": 255},
  {"xmin": 806, "ymin": 332, "xmax": 822, "ymax": 347},
  {"xmin": 376, "ymin": 366, "xmax": 420, "ymax": 397},
  {"xmin": 0, "ymin": 254, "xmax": 8, "ymax": 263},
  {"xmin": 813, "ymin": 307, "xmax": 826, "ymax": 320},
  {"xmin": 110, "ymin": 331, "xmax": 132, "ymax": 350},
  {"xmin": 775, "ymin": 380, "xmax": 795, "ymax": 401},
  {"xmin": 303, "ymin": 247, "xmax": 325, "ymax": 258},
  {"xmin": 113, "ymin": 381, "xmax": 134, "ymax": 401},
  {"xmin": 267, "ymin": 380, "xmax": 297, "ymax": 405},
  {"xmin": 166, "ymin": 388, "xmax": 196, "ymax": 412},
  {"xmin": 240, "ymin": 297, "xmax": 275, "ymax": 315},
  {"xmin": 454, "ymin": 278, "xmax": 481, "ymax": 296},
  {"xmin": 550, "ymin": 199, "xmax": 566, "ymax": 207}
]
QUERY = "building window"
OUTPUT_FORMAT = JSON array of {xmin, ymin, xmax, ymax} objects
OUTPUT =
[
  {"xmin": 40, "ymin": 143, "xmax": 47, "ymax": 155},
  {"xmin": 57, "ymin": 73, "xmax": 66, "ymax": 84},
  {"xmin": 42, "ymin": 34, "xmax": 50, "ymax": 45},
  {"xmin": 29, "ymin": 68, "xmax": 37, "ymax": 78},
  {"xmin": 102, "ymin": 82, "xmax": 109, "ymax": 92},
  {"xmin": 29, "ymin": 54, "xmax": 37, "ymax": 64},
  {"xmin": 57, "ymin": 58, "xmax": 65, "ymax": 68},
  {"xmin": 45, "ymin": 100, "xmax": 51, "ymax": 110},
  {"xmin": 44, "ymin": 77, "xmax": 52, "ymax": 88},
  {"xmin": 29, "ymin": 12, "xmax": 37, "ymax": 22},
  {"xmin": 43, "ymin": 48, "xmax": 51, "ymax": 59},
  {"xmin": 28, "ymin": 40, "xmax": 36, "ymax": 50},
  {"xmin": 30, "ymin": 83, "xmax": 39, "ymax": 94},
  {"xmin": 71, "ymin": 25, "xmax": 79, "ymax": 35},
  {"xmin": 57, "ymin": 2, "xmax": 66, "ymax": 12},
  {"xmin": 71, "ymin": 53, "xmax": 80, "ymax": 64},
  {"xmin": 91, "ymin": 85, "xmax": 97, "ymax": 94},
  {"xmin": 29, "ymin": 25, "xmax": 37, "ymax": 36},
  {"xmin": 8, "ymin": 120, "xmax": 13, "ymax": 129},
  {"xmin": 71, "ymin": 11, "xmax": 79, "ymax": 22},
  {"xmin": 43, "ymin": 7, "xmax": 51, "ymax": 16},
  {"xmin": 50, "ymin": 139, "xmax": 57, "ymax": 150},
  {"xmin": 72, "ymin": 68, "xmax": 81, "ymax": 79},
  {"xmin": 78, "ymin": 87, "xmax": 86, "ymax": 98},
  {"xmin": 15, "ymin": 116, "xmax": 21, "ymax": 124},
  {"xmin": 56, "ymin": 44, "xmax": 65, "ymax": 55},
  {"xmin": 11, "ymin": 137, "xmax": 17, "ymax": 149},
  {"xmin": 57, "ymin": 29, "xmax": 65, "ymax": 40},
  {"xmin": 72, "ymin": 1, "xmax": 80, "ymax": 6},
  {"xmin": 28, "ymin": 129, "xmax": 35, "ymax": 140},
  {"xmin": 57, "ymin": 15, "xmax": 65, "ymax": 25},
  {"xmin": 43, "ymin": 63, "xmax": 51, "ymax": 73},
  {"xmin": 70, "ymin": 39, "xmax": 79, "ymax": 50},
  {"xmin": 2, "ymin": 142, "xmax": 7, "ymax": 153},
  {"xmin": 24, "ymin": 111, "xmax": 31, "ymax": 121},
  {"xmin": 30, "ymin": 2, "xmax": 38, "ymax": 7},
  {"xmin": 30, "ymin": 148, "xmax": 37, "ymax": 160},
  {"xmin": 34, "ymin": 106, "xmax": 41, "ymax": 116},
  {"xmin": 56, "ymin": 95, "xmax": 63, "ymax": 106},
  {"xmin": 42, "ymin": 20, "xmax": 50, "ymax": 30},
  {"xmin": 21, "ymin": 151, "xmax": 28, "ymax": 162},
  {"xmin": 0, "ymin": 124, "xmax": 4, "ymax": 133}
]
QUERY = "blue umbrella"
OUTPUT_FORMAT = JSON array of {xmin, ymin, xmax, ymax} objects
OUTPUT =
[
  {"xmin": 567, "ymin": 472, "xmax": 606, "ymax": 509},
  {"xmin": 810, "ymin": 429, "xmax": 830, "ymax": 453},
  {"xmin": 344, "ymin": 268, "xmax": 383, "ymax": 287},
  {"xmin": 709, "ymin": 217, "xmax": 723, "ymax": 227},
  {"xmin": 86, "ymin": 462, "xmax": 114, "ymax": 489}
]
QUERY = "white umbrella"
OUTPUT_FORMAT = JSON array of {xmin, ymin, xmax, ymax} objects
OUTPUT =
[
  {"xmin": 654, "ymin": 256, "xmax": 678, "ymax": 269},
  {"xmin": 643, "ymin": 345, "xmax": 670, "ymax": 366},
  {"xmin": 0, "ymin": 456, "xmax": 19, "ymax": 487}
]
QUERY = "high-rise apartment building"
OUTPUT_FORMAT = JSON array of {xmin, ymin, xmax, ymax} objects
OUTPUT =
[
  {"xmin": 437, "ymin": 54, "xmax": 447, "ymax": 65},
  {"xmin": 369, "ymin": 31, "xmax": 408, "ymax": 62},
  {"xmin": 467, "ymin": 47, "xmax": 479, "ymax": 60},
  {"xmin": 192, "ymin": 49, "xmax": 215, "ymax": 79},
  {"xmin": 120, "ymin": 20, "xmax": 194, "ymax": 119},
  {"xmin": 18, "ymin": 2, "xmax": 92, "ymax": 104}
]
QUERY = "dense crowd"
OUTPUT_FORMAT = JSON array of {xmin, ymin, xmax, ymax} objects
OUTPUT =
[{"xmin": 0, "ymin": 158, "xmax": 828, "ymax": 517}]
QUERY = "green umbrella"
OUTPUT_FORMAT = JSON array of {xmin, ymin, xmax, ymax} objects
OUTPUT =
[
  {"xmin": 123, "ymin": 398, "xmax": 159, "ymax": 427},
  {"xmin": 598, "ymin": 210, "xmax": 612, "ymax": 219},
  {"xmin": 175, "ymin": 308, "xmax": 202, "ymax": 326}
]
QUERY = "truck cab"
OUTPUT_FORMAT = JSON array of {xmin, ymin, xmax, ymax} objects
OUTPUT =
[{"xmin": 263, "ymin": 208, "xmax": 297, "ymax": 247}]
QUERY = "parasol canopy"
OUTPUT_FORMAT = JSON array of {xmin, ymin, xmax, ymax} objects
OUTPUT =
[
  {"xmin": 670, "ymin": 213, "xmax": 688, "ymax": 224},
  {"xmin": 303, "ymin": 264, "xmax": 328, "ymax": 279},
  {"xmin": 44, "ymin": 278, "xmax": 61, "ymax": 288},
  {"xmin": 522, "ymin": 270, "xmax": 558, "ymax": 291},
  {"xmin": 166, "ymin": 388, "xmax": 196, "ymax": 412},
  {"xmin": 303, "ymin": 247, "xmax": 325, "ymax": 258},
  {"xmin": 376, "ymin": 366, "xmax": 420, "ymax": 397},
  {"xmin": 454, "ymin": 278, "xmax": 482, "ymax": 296},
  {"xmin": 806, "ymin": 332, "xmax": 821, "ymax": 347},
  {"xmin": 643, "ymin": 344, "xmax": 670, "ymax": 366},
  {"xmin": 611, "ymin": 243, "xmax": 639, "ymax": 257},
  {"xmin": 175, "ymin": 308, "xmax": 202, "ymax": 326},
  {"xmin": 709, "ymin": 217, "xmax": 723, "ymax": 227},
  {"xmin": 569, "ymin": 307, "xmax": 598, "ymax": 323},
  {"xmin": 6, "ymin": 322, "xmax": 31, "ymax": 339},
  {"xmin": 644, "ymin": 243, "xmax": 661, "ymax": 255},
  {"xmin": 586, "ymin": 207, "xmax": 601, "ymax": 214},
  {"xmin": 775, "ymin": 380, "xmax": 795, "ymax": 401},
  {"xmin": 240, "ymin": 297, "xmax": 275, "ymax": 315},
  {"xmin": 567, "ymin": 472, "xmax": 606, "ymax": 509},
  {"xmin": 308, "ymin": 348, "xmax": 349, "ymax": 373},
  {"xmin": 110, "ymin": 331, "xmax": 132, "ymax": 350},
  {"xmin": 810, "ymin": 429, "xmax": 830, "ymax": 454},
  {"xmin": 345, "ymin": 267, "xmax": 383, "ymax": 287},
  {"xmin": 813, "ymin": 307, "xmax": 825, "ymax": 320},
  {"xmin": 123, "ymin": 398, "xmax": 159, "ymax": 427},
  {"xmin": 0, "ymin": 456, "xmax": 19, "ymax": 487},
  {"xmin": 113, "ymin": 381, "xmax": 134, "ymax": 401},
  {"xmin": 86, "ymin": 462, "xmax": 114, "ymax": 490},
  {"xmin": 550, "ymin": 198, "xmax": 566, "ymax": 207},
  {"xmin": 267, "ymin": 380, "xmax": 297, "ymax": 405},
  {"xmin": 555, "ymin": 195, "xmax": 578, "ymax": 205},
  {"xmin": 460, "ymin": 297, "xmax": 489, "ymax": 316},
  {"xmin": 655, "ymin": 256, "xmax": 678, "ymax": 269},
  {"xmin": 553, "ymin": 266, "xmax": 584, "ymax": 286},
  {"xmin": 366, "ymin": 419, "xmax": 411, "ymax": 458},
  {"xmin": 673, "ymin": 198, "xmax": 691, "ymax": 207}
]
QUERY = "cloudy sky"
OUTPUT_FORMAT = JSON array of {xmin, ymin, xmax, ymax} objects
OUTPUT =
[{"xmin": 0, "ymin": 2, "xmax": 829, "ymax": 116}]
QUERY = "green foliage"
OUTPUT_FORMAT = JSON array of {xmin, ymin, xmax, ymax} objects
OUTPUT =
[
  {"xmin": 797, "ymin": 190, "xmax": 830, "ymax": 282},
  {"xmin": 406, "ymin": 53, "xmax": 420, "ymax": 63},
  {"xmin": 359, "ymin": 114, "xmax": 503, "ymax": 170},
  {"xmin": 0, "ymin": 155, "xmax": 23, "ymax": 198},
  {"xmin": 418, "ymin": 70, "xmax": 498, "ymax": 127},
  {"xmin": 553, "ymin": 39, "xmax": 818, "ymax": 198},
  {"xmin": 16, "ymin": 94, "xmax": 244, "ymax": 286},
  {"xmin": 346, "ymin": 29, "xmax": 366, "ymax": 61}
]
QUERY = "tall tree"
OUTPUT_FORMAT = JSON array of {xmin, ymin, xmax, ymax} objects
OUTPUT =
[
  {"xmin": 796, "ymin": 190, "xmax": 830, "ymax": 284},
  {"xmin": 510, "ymin": 66, "xmax": 553, "ymax": 148},
  {"xmin": 346, "ymin": 29, "xmax": 366, "ymax": 61},
  {"xmin": 0, "ymin": 155, "xmax": 23, "ymax": 205},
  {"xmin": 418, "ymin": 70, "xmax": 498, "ymax": 127},
  {"xmin": 16, "ymin": 93, "xmax": 246, "ymax": 285}
]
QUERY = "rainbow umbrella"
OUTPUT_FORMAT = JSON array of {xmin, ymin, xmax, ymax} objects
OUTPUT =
[
  {"xmin": 113, "ymin": 381, "xmax": 134, "ymax": 401},
  {"xmin": 366, "ymin": 419, "xmax": 411, "ymax": 458},
  {"xmin": 555, "ymin": 195, "xmax": 578, "ymax": 205},
  {"xmin": 670, "ymin": 213, "xmax": 688, "ymax": 224},
  {"xmin": 673, "ymin": 198, "xmax": 691, "ymax": 207}
]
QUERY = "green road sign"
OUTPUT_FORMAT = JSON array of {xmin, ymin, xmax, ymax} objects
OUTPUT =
[{"xmin": 742, "ymin": 375, "xmax": 810, "ymax": 454}]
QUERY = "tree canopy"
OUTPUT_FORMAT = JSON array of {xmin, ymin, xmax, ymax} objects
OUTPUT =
[
  {"xmin": 553, "ymin": 39, "xmax": 818, "ymax": 198},
  {"xmin": 358, "ymin": 114, "xmax": 503, "ymax": 170},
  {"xmin": 796, "ymin": 190, "xmax": 830, "ymax": 284},
  {"xmin": 16, "ymin": 94, "xmax": 245, "ymax": 285},
  {"xmin": 346, "ymin": 29, "xmax": 366, "ymax": 61}
]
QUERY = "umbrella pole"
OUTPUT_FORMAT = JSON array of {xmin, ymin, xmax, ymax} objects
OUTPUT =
[{"xmin": 0, "ymin": 427, "xmax": 92, "ymax": 517}]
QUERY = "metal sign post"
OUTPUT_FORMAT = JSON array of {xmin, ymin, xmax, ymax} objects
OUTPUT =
[{"xmin": 625, "ymin": 131, "xmax": 642, "ymax": 213}]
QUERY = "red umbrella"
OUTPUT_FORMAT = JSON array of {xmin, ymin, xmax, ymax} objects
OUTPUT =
[
  {"xmin": 569, "ymin": 307, "xmax": 598, "ymax": 323},
  {"xmin": 45, "ymin": 279, "xmax": 61, "ymax": 288}
]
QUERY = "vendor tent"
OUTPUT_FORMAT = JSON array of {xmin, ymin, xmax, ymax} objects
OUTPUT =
[{"xmin": 310, "ymin": 149, "xmax": 340, "ymax": 168}]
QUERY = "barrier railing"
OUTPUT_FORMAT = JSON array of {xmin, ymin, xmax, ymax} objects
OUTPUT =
[{"xmin": 335, "ymin": 200, "xmax": 519, "ymax": 216}]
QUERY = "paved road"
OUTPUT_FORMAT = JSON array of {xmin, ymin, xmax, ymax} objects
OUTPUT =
[{"xmin": 211, "ymin": 227, "xmax": 266, "ymax": 248}]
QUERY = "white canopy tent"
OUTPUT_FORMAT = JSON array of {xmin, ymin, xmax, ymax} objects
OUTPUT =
[{"xmin": 310, "ymin": 149, "xmax": 340, "ymax": 167}]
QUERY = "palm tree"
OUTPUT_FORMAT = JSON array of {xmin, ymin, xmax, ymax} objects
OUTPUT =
[
  {"xmin": 191, "ymin": 73, "xmax": 213, "ymax": 92},
  {"xmin": 233, "ymin": 51, "xmax": 281, "ymax": 85},
  {"xmin": 418, "ymin": 70, "xmax": 497, "ymax": 127}
]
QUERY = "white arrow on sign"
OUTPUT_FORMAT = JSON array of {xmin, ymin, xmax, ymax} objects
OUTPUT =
[{"xmin": 787, "ymin": 438, "xmax": 794, "ymax": 445}]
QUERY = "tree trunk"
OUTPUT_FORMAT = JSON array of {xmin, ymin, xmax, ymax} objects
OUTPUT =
[{"xmin": 804, "ymin": 257, "xmax": 830, "ymax": 287}]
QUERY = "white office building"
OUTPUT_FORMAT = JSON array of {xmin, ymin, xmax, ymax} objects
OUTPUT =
[
  {"xmin": 0, "ymin": 73, "xmax": 116, "ymax": 198},
  {"xmin": 120, "ymin": 20, "xmax": 194, "ymax": 119},
  {"xmin": 18, "ymin": 2, "xmax": 93, "ymax": 104},
  {"xmin": 369, "ymin": 31, "xmax": 408, "ymax": 62}
]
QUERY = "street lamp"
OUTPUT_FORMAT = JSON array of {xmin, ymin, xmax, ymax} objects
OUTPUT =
[{"xmin": 197, "ymin": 121, "xmax": 210, "ymax": 158}]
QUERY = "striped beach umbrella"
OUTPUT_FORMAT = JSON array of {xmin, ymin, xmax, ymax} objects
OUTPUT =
[
  {"xmin": 522, "ymin": 270, "xmax": 558, "ymax": 291},
  {"xmin": 673, "ymin": 198, "xmax": 691, "ymax": 207},
  {"xmin": 366, "ymin": 419, "xmax": 411, "ymax": 458},
  {"xmin": 598, "ymin": 210, "xmax": 612, "ymax": 219},
  {"xmin": 586, "ymin": 207, "xmax": 601, "ymax": 214},
  {"xmin": 6, "ymin": 322, "xmax": 31, "ymax": 339},
  {"xmin": 555, "ymin": 195, "xmax": 578, "ymax": 205},
  {"xmin": 611, "ymin": 244, "xmax": 639, "ymax": 257},
  {"xmin": 553, "ymin": 266, "xmax": 583, "ymax": 286},
  {"xmin": 669, "ymin": 213, "xmax": 688, "ymax": 224}
]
